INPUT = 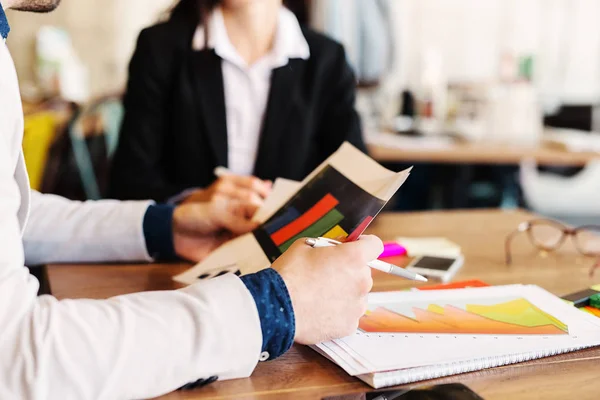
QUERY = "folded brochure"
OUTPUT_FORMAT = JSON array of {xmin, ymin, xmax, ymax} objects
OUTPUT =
[{"xmin": 174, "ymin": 142, "xmax": 411, "ymax": 284}]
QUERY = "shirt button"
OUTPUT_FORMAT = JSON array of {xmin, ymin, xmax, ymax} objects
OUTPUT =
[{"xmin": 259, "ymin": 351, "xmax": 270, "ymax": 362}]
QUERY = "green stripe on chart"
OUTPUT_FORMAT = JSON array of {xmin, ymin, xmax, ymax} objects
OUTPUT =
[{"xmin": 278, "ymin": 209, "xmax": 344, "ymax": 253}]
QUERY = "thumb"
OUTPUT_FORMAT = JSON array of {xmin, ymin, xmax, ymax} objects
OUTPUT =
[{"xmin": 219, "ymin": 197, "xmax": 260, "ymax": 234}]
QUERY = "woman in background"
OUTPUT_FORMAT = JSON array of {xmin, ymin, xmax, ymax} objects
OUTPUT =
[{"xmin": 110, "ymin": 0, "xmax": 366, "ymax": 205}]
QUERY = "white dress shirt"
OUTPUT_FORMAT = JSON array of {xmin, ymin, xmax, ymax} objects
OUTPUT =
[
  {"xmin": 0, "ymin": 36, "xmax": 263, "ymax": 399},
  {"xmin": 192, "ymin": 7, "xmax": 310, "ymax": 176}
]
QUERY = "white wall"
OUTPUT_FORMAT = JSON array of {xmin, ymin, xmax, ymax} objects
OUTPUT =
[
  {"xmin": 7, "ymin": 0, "xmax": 173, "ymax": 97},
  {"xmin": 393, "ymin": 0, "xmax": 600, "ymax": 106},
  {"xmin": 113, "ymin": 0, "xmax": 174, "ymax": 92},
  {"xmin": 8, "ymin": 0, "xmax": 600, "ymax": 105}
]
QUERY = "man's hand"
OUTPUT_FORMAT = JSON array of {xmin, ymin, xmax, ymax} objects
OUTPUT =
[
  {"xmin": 273, "ymin": 235, "xmax": 383, "ymax": 344},
  {"xmin": 172, "ymin": 195, "xmax": 260, "ymax": 261},
  {"xmin": 182, "ymin": 175, "xmax": 272, "ymax": 210}
]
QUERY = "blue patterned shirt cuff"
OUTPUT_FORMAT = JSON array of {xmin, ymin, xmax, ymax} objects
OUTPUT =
[
  {"xmin": 240, "ymin": 268, "xmax": 295, "ymax": 361},
  {"xmin": 142, "ymin": 204, "xmax": 178, "ymax": 261}
]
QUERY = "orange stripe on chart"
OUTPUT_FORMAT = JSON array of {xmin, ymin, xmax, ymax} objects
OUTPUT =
[
  {"xmin": 418, "ymin": 280, "xmax": 490, "ymax": 291},
  {"xmin": 270, "ymin": 194, "xmax": 339, "ymax": 246},
  {"xmin": 582, "ymin": 306, "xmax": 600, "ymax": 317}
]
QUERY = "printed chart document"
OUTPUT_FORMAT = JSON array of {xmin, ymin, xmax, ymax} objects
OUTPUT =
[
  {"xmin": 313, "ymin": 285, "xmax": 600, "ymax": 388},
  {"xmin": 174, "ymin": 142, "xmax": 411, "ymax": 284}
]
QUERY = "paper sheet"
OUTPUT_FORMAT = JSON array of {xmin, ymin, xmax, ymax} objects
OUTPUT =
[
  {"xmin": 315, "ymin": 285, "xmax": 600, "ymax": 376},
  {"xmin": 252, "ymin": 178, "xmax": 302, "ymax": 224}
]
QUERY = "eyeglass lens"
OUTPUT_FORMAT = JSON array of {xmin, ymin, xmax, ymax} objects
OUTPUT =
[
  {"xmin": 528, "ymin": 221, "xmax": 565, "ymax": 250},
  {"xmin": 574, "ymin": 226, "xmax": 600, "ymax": 256}
]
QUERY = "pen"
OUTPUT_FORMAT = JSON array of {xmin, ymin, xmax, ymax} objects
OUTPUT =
[
  {"xmin": 305, "ymin": 237, "xmax": 428, "ymax": 282},
  {"xmin": 214, "ymin": 166, "xmax": 231, "ymax": 177}
]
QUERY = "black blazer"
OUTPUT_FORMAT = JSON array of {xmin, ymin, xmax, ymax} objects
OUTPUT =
[{"xmin": 109, "ymin": 19, "xmax": 366, "ymax": 202}]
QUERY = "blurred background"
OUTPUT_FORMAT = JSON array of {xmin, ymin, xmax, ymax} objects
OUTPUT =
[{"xmin": 7, "ymin": 0, "xmax": 600, "ymax": 224}]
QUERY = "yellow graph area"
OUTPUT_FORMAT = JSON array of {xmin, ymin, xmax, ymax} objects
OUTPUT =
[
  {"xmin": 360, "ymin": 298, "xmax": 569, "ymax": 335},
  {"xmin": 428, "ymin": 304, "xmax": 445, "ymax": 314},
  {"xmin": 323, "ymin": 225, "xmax": 348, "ymax": 240},
  {"xmin": 464, "ymin": 299, "xmax": 568, "ymax": 332}
]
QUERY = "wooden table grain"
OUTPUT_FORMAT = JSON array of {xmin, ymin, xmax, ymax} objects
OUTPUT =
[
  {"xmin": 368, "ymin": 141, "xmax": 600, "ymax": 166},
  {"xmin": 47, "ymin": 209, "xmax": 600, "ymax": 399}
]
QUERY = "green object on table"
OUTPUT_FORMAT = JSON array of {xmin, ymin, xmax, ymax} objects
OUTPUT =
[{"xmin": 590, "ymin": 293, "xmax": 600, "ymax": 309}]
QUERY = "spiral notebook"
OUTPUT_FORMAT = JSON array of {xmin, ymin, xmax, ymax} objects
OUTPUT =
[{"xmin": 313, "ymin": 285, "xmax": 600, "ymax": 389}]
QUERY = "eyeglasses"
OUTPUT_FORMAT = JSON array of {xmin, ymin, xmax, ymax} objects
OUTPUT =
[{"xmin": 505, "ymin": 219, "xmax": 600, "ymax": 273}]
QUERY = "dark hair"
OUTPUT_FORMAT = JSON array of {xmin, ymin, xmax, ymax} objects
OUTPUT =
[
  {"xmin": 170, "ymin": 0, "xmax": 220, "ymax": 27},
  {"xmin": 169, "ymin": 0, "xmax": 309, "ymax": 27}
]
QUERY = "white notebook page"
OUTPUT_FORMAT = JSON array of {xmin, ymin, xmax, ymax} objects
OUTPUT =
[{"xmin": 315, "ymin": 285, "xmax": 600, "ymax": 378}]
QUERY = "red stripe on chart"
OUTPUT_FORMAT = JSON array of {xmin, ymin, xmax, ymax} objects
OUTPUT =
[
  {"xmin": 270, "ymin": 194, "xmax": 339, "ymax": 246},
  {"xmin": 346, "ymin": 215, "xmax": 374, "ymax": 242}
]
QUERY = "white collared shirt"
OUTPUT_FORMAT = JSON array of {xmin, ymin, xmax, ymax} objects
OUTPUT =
[
  {"xmin": 193, "ymin": 7, "xmax": 310, "ymax": 176},
  {"xmin": 1, "ymin": 37, "xmax": 264, "ymax": 399}
]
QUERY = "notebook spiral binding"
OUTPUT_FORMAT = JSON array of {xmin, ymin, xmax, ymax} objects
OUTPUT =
[{"xmin": 368, "ymin": 344, "xmax": 593, "ymax": 388}]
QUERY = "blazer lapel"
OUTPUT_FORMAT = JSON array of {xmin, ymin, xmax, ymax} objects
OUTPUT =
[
  {"xmin": 254, "ymin": 59, "xmax": 306, "ymax": 179},
  {"xmin": 188, "ymin": 49, "xmax": 228, "ymax": 167}
]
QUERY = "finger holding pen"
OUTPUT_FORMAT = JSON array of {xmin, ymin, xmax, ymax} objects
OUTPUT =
[{"xmin": 305, "ymin": 236, "xmax": 428, "ymax": 282}]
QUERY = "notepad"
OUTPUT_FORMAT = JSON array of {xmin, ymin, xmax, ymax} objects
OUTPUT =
[
  {"xmin": 396, "ymin": 237, "xmax": 462, "ymax": 258},
  {"xmin": 312, "ymin": 285, "xmax": 600, "ymax": 389}
]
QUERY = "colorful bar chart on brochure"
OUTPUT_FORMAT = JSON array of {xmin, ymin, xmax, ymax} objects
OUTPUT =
[
  {"xmin": 360, "ymin": 298, "xmax": 569, "ymax": 335},
  {"xmin": 254, "ymin": 165, "xmax": 386, "ymax": 262},
  {"xmin": 269, "ymin": 194, "xmax": 339, "ymax": 246}
]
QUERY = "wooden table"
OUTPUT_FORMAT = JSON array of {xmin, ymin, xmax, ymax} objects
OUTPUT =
[
  {"xmin": 368, "ymin": 141, "xmax": 599, "ymax": 166},
  {"xmin": 48, "ymin": 210, "xmax": 600, "ymax": 399}
]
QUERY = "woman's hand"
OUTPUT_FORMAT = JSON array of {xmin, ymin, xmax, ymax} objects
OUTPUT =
[
  {"xmin": 172, "ymin": 194, "xmax": 260, "ymax": 261},
  {"xmin": 182, "ymin": 175, "xmax": 272, "ymax": 212}
]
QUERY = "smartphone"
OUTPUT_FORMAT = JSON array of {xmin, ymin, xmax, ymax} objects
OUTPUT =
[
  {"xmin": 405, "ymin": 255, "xmax": 464, "ymax": 283},
  {"xmin": 322, "ymin": 383, "xmax": 484, "ymax": 400},
  {"xmin": 561, "ymin": 288, "xmax": 600, "ymax": 307}
]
